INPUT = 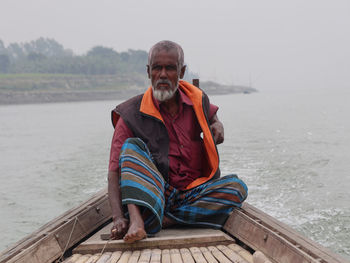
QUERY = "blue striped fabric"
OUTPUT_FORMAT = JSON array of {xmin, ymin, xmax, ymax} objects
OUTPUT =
[{"xmin": 119, "ymin": 138, "xmax": 248, "ymax": 234}]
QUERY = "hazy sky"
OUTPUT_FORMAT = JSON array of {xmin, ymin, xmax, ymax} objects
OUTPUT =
[{"xmin": 1, "ymin": 0, "xmax": 349, "ymax": 91}]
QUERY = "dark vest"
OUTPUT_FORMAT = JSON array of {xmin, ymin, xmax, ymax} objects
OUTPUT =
[
  {"xmin": 113, "ymin": 94, "xmax": 171, "ymax": 180},
  {"xmin": 111, "ymin": 81, "xmax": 220, "ymax": 189}
]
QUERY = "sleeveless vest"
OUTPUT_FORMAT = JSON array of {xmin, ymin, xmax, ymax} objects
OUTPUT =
[{"xmin": 111, "ymin": 80, "xmax": 220, "ymax": 190}]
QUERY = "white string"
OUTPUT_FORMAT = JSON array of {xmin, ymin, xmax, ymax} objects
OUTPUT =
[
  {"xmin": 56, "ymin": 216, "xmax": 78, "ymax": 263},
  {"xmin": 56, "ymin": 217, "xmax": 113, "ymax": 262},
  {"xmin": 99, "ymin": 237, "xmax": 112, "ymax": 256}
]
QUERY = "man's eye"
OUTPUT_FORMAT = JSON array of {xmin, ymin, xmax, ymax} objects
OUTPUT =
[
  {"xmin": 152, "ymin": 66, "xmax": 161, "ymax": 71},
  {"xmin": 166, "ymin": 66, "xmax": 177, "ymax": 71}
]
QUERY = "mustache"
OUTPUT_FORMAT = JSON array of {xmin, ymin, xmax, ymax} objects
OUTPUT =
[{"xmin": 155, "ymin": 79, "xmax": 172, "ymax": 86}]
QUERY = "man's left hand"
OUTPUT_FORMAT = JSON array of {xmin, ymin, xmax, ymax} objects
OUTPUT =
[{"xmin": 210, "ymin": 119, "xmax": 224, "ymax": 144}]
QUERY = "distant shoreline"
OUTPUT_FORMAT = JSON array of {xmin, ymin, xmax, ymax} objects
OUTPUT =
[
  {"xmin": 0, "ymin": 88, "xmax": 257, "ymax": 106},
  {"xmin": 0, "ymin": 74, "xmax": 257, "ymax": 105},
  {"xmin": 0, "ymin": 89, "xmax": 142, "ymax": 105}
]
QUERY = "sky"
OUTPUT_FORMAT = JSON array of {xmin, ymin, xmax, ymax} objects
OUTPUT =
[{"xmin": 1, "ymin": 0, "xmax": 350, "ymax": 91}]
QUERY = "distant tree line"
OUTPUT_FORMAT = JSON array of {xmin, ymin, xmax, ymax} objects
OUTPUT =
[{"xmin": 0, "ymin": 38, "xmax": 149, "ymax": 75}]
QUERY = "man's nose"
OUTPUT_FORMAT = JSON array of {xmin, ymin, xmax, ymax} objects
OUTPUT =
[{"xmin": 160, "ymin": 67, "xmax": 167, "ymax": 78}]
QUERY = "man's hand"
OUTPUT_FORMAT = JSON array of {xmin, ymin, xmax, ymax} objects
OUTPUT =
[
  {"xmin": 108, "ymin": 170, "xmax": 128, "ymax": 239},
  {"xmin": 210, "ymin": 113, "xmax": 224, "ymax": 144},
  {"xmin": 210, "ymin": 121, "xmax": 224, "ymax": 144},
  {"xmin": 111, "ymin": 217, "xmax": 129, "ymax": 240}
]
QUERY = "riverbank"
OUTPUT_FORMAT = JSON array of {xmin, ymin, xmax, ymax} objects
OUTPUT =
[{"xmin": 0, "ymin": 74, "xmax": 257, "ymax": 105}]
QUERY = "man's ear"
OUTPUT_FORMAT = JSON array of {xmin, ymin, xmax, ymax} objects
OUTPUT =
[
  {"xmin": 147, "ymin": 65, "xmax": 151, "ymax": 79},
  {"xmin": 180, "ymin": 65, "xmax": 186, "ymax": 79}
]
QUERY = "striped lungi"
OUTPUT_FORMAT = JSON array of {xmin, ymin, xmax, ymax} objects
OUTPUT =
[{"xmin": 119, "ymin": 138, "xmax": 248, "ymax": 234}]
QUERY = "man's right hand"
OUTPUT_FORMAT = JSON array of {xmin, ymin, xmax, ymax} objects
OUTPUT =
[
  {"xmin": 108, "ymin": 170, "xmax": 129, "ymax": 239},
  {"xmin": 110, "ymin": 217, "xmax": 129, "ymax": 240}
]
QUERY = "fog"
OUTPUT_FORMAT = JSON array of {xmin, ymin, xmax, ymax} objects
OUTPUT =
[{"xmin": 1, "ymin": 0, "xmax": 350, "ymax": 91}]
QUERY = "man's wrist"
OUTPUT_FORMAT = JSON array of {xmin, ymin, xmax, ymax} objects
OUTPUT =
[{"xmin": 112, "ymin": 214, "xmax": 125, "ymax": 222}]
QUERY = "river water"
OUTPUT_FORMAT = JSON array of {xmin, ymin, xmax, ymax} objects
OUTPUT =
[{"xmin": 0, "ymin": 88, "xmax": 349, "ymax": 260}]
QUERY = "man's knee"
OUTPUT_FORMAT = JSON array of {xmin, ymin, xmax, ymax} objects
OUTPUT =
[
  {"xmin": 223, "ymin": 174, "xmax": 248, "ymax": 202},
  {"xmin": 123, "ymin": 137, "xmax": 146, "ymax": 148},
  {"xmin": 121, "ymin": 137, "xmax": 150, "ymax": 154}
]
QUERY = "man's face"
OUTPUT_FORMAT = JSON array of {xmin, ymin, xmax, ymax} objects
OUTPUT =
[{"xmin": 147, "ymin": 49, "xmax": 186, "ymax": 102}]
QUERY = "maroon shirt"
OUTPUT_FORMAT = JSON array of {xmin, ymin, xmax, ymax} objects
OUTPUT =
[{"xmin": 109, "ymin": 89, "xmax": 218, "ymax": 190}]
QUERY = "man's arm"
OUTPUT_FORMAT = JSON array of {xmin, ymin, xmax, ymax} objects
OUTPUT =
[
  {"xmin": 108, "ymin": 170, "xmax": 129, "ymax": 239},
  {"xmin": 108, "ymin": 118, "xmax": 134, "ymax": 239},
  {"xmin": 209, "ymin": 113, "xmax": 224, "ymax": 144}
]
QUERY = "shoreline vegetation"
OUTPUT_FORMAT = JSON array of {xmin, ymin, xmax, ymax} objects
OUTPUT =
[
  {"xmin": 0, "ymin": 73, "xmax": 257, "ymax": 105},
  {"xmin": 0, "ymin": 38, "xmax": 257, "ymax": 105}
]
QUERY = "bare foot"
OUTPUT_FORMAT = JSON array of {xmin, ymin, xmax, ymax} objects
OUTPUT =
[
  {"xmin": 123, "ymin": 204, "xmax": 147, "ymax": 243},
  {"xmin": 123, "ymin": 223, "xmax": 147, "ymax": 243},
  {"xmin": 162, "ymin": 215, "xmax": 176, "ymax": 228}
]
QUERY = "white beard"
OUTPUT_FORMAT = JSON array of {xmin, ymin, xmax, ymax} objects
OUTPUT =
[
  {"xmin": 152, "ymin": 87, "xmax": 177, "ymax": 102},
  {"xmin": 152, "ymin": 79, "xmax": 178, "ymax": 102}
]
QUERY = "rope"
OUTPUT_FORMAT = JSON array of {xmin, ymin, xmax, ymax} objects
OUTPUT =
[
  {"xmin": 56, "ymin": 216, "xmax": 79, "ymax": 263},
  {"xmin": 99, "ymin": 237, "xmax": 112, "ymax": 256},
  {"xmin": 55, "ymin": 216, "xmax": 112, "ymax": 262}
]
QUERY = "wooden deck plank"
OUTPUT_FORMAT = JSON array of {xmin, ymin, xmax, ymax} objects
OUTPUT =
[
  {"xmin": 67, "ymin": 245, "xmax": 278, "ymax": 263},
  {"xmin": 74, "ymin": 226, "xmax": 234, "ymax": 254},
  {"xmin": 75, "ymin": 254, "xmax": 92, "ymax": 263},
  {"xmin": 217, "ymin": 245, "xmax": 248, "ymax": 263},
  {"xmin": 117, "ymin": 251, "xmax": 132, "ymax": 263},
  {"xmin": 170, "ymin": 249, "xmax": 183, "ymax": 263},
  {"xmin": 189, "ymin": 247, "xmax": 208, "ymax": 263},
  {"xmin": 97, "ymin": 224, "xmax": 233, "ymax": 242},
  {"xmin": 95, "ymin": 252, "xmax": 112, "ymax": 263},
  {"xmin": 253, "ymin": 251, "xmax": 273, "ymax": 263},
  {"xmin": 71, "ymin": 246, "xmax": 257, "ymax": 263},
  {"xmin": 138, "ymin": 249, "xmax": 152, "ymax": 263},
  {"xmin": 105, "ymin": 251, "xmax": 122, "ymax": 263},
  {"xmin": 200, "ymin": 247, "xmax": 218, "ymax": 263},
  {"xmin": 84, "ymin": 254, "xmax": 100, "ymax": 263},
  {"xmin": 180, "ymin": 248, "xmax": 195, "ymax": 263},
  {"xmin": 149, "ymin": 249, "xmax": 161, "ymax": 263},
  {"xmin": 208, "ymin": 246, "xmax": 232, "ymax": 263},
  {"xmin": 161, "ymin": 249, "xmax": 171, "ymax": 263},
  {"xmin": 226, "ymin": 244, "xmax": 253, "ymax": 263},
  {"xmin": 63, "ymin": 254, "xmax": 82, "ymax": 263},
  {"xmin": 128, "ymin": 250, "xmax": 140, "ymax": 263}
]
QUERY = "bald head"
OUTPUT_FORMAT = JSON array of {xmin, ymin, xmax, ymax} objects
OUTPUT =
[{"xmin": 148, "ymin": 40, "xmax": 185, "ymax": 69}]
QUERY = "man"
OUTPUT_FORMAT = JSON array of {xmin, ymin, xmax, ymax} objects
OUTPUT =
[{"xmin": 108, "ymin": 40, "xmax": 247, "ymax": 243}]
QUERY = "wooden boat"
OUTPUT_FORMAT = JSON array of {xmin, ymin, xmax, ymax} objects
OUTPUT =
[
  {"xmin": 0, "ymin": 78, "xmax": 348, "ymax": 263},
  {"xmin": 0, "ymin": 188, "xmax": 348, "ymax": 263}
]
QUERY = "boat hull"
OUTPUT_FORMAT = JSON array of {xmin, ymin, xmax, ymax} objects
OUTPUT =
[{"xmin": 0, "ymin": 189, "xmax": 347, "ymax": 263}]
